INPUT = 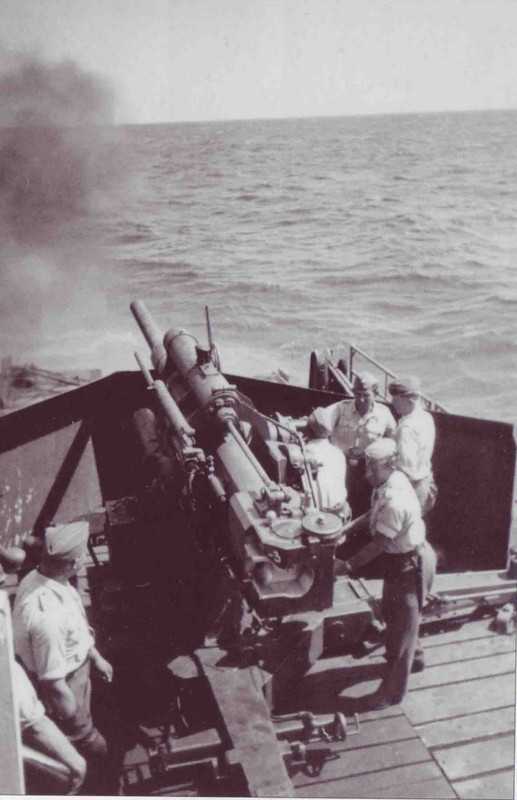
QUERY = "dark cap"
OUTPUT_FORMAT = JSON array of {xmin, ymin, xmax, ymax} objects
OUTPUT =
[{"xmin": 388, "ymin": 376, "xmax": 422, "ymax": 397}]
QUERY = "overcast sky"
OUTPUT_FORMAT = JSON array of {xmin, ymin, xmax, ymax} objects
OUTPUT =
[{"xmin": 1, "ymin": 0, "xmax": 516, "ymax": 124}]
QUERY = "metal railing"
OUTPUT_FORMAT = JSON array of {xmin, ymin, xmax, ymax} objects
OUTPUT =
[{"xmin": 348, "ymin": 344, "xmax": 447, "ymax": 413}]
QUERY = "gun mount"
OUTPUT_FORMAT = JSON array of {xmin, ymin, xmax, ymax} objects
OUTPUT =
[{"xmin": 130, "ymin": 300, "xmax": 344, "ymax": 617}]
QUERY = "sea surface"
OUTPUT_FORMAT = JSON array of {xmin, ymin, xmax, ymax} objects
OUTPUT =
[{"xmin": 4, "ymin": 109, "xmax": 517, "ymax": 425}]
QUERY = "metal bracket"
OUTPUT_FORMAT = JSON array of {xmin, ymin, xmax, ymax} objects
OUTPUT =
[{"xmin": 271, "ymin": 709, "xmax": 359, "ymax": 744}]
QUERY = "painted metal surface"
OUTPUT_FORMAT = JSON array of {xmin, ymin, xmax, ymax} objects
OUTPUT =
[{"xmin": 0, "ymin": 591, "xmax": 25, "ymax": 794}]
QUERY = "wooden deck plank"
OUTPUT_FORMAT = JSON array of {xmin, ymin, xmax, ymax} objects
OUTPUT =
[
  {"xmin": 419, "ymin": 633, "xmax": 515, "ymax": 665},
  {"xmin": 382, "ymin": 776, "xmax": 457, "ymax": 799},
  {"xmin": 419, "ymin": 618, "xmax": 499, "ymax": 648},
  {"xmin": 370, "ymin": 632, "xmax": 515, "ymax": 669},
  {"xmin": 403, "ymin": 673, "xmax": 516, "ymax": 725},
  {"xmin": 283, "ymin": 660, "xmax": 400, "ymax": 722},
  {"xmin": 294, "ymin": 761, "xmax": 449, "ymax": 798},
  {"xmin": 452, "ymin": 768, "xmax": 515, "ymax": 800},
  {"xmin": 417, "ymin": 707, "xmax": 515, "ymax": 748},
  {"xmin": 291, "ymin": 738, "xmax": 432, "ymax": 786},
  {"xmin": 290, "ymin": 617, "xmax": 515, "ymax": 799},
  {"xmin": 408, "ymin": 650, "xmax": 515, "ymax": 690},
  {"xmin": 432, "ymin": 734, "xmax": 515, "ymax": 782},
  {"xmin": 341, "ymin": 714, "xmax": 418, "ymax": 750}
]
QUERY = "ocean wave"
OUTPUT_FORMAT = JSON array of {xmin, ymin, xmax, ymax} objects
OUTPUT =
[
  {"xmin": 275, "ymin": 218, "xmax": 306, "ymax": 227},
  {"xmin": 118, "ymin": 259, "xmax": 199, "ymax": 280},
  {"xmin": 110, "ymin": 232, "xmax": 151, "ymax": 245},
  {"xmin": 16, "ymin": 110, "xmax": 517, "ymax": 428}
]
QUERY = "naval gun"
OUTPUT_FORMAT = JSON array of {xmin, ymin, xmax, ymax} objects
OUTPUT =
[{"xmin": 130, "ymin": 299, "xmax": 345, "ymax": 618}]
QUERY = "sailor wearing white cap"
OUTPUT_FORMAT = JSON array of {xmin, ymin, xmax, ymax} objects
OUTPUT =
[
  {"xmin": 13, "ymin": 521, "xmax": 112, "ymax": 781},
  {"xmin": 336, "ymin": 438, "xmax": 436, "ymax": 709},
  {"xmin": 389, "ymin": 376, "xmax": 437, "ymax": 515},
  {"xmin": 308, "ymin": 372, "xmax": 396, "ymax": 515}
]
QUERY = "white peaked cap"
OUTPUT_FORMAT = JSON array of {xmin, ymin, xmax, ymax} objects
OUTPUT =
[{"xmin": 364, "ymin": 438, "xmax": 397, "ymax": 462}]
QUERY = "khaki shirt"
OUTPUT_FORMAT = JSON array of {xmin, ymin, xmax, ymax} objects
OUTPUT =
[
  {"xmin": 13, "ymin": 570, "xmax": 94, "ymax": 682},
  {"xmin": 369, "ymin": 470, "xmax": 425, "ymax": 553},
  {"xmin": 305, "ymin": 437, "xmax": 348, "ymax": 511},
  {"xmin": 313, "ymin": 401, "xmax": 396, "ymax": 456},
  {"xmin": 394, "ymin": 406, "xmax": 436, "ymax": 482}
]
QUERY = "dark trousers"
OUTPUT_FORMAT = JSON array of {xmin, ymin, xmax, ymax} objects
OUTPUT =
[
  {"xmin": 346, "ymin": 458, "xmax": 372, "ymax": 518},
  {"xmin": 379, "ymin": 541, "xmax": 436, "ymax": 703}
]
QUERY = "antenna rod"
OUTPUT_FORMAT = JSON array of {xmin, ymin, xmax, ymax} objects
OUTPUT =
[{"xmin": 205, "ymin": 305, "xmax": 213, "ymax": 350}]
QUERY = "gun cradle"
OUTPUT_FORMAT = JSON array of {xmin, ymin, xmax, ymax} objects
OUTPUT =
[
  {"xmin": 130, "ymin": 300, "xmax": 345, "ymax": 618},
  {"xmin": 228, "ymin": 490, "xmax": 341, "ymax": 615}
]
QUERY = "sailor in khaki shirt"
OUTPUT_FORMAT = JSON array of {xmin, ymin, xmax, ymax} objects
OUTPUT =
[
  {"xmin": 389, "ymin": 376, "xmax": 437, "ymax": 515},
  {"xmin": 337, "ymin": 438, "xmax": 436, "ymax": 709},
  {"xmin": 308, "ymin": 372, "xmax": 396, "ymax": 516},
  {"xmin": 13, "ymin": 522, "xmax": 112, "ymax": 782},
  {"xmin": 304, "ymin": 408, "xmax": 351, "ymax": 520}
]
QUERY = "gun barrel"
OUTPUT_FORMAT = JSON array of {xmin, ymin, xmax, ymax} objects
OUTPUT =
[
  {"xmin": 163, "ymin": 327, "xmax": 237, "ymax": 419},
  {"xmin": 130, "ymin": 300, "xmax": 168, "ymax": 373},
  {"xmin": 154, "ymin": 380, "xmax": 196, "ymax": 446}
]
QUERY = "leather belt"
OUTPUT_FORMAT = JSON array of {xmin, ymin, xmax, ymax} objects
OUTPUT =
[{"xmin": 383, "ymin": 543, "xmax": 424, "ymax": 573}]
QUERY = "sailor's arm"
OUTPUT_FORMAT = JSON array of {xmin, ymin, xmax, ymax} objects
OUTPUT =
[
  {"xmin": 335, "ymin": 511, "xmax": 370, "ymax": 545},
  {"xmin": 89, "ymin": 645, "xmax": 113, "ymax": 682},
  {"xmin": 394, "ymin": 426, "xmax": 420, "ymax": 477},
  {"xmin": 339, "ymin": 495, "xmax": 403, "ymax": 572},
  {"xmin": 23, "ymin": 714, "xmax": 86, "ymax": 793},
  {"xmin": 40, "ymin": 676, "xmax": 79, "ymax": 723},
  {"xmin": 340, "ymin": 532, "xmax": 389, "ymax": 572},
  {"xmin": 28, "ymin": 615, "xmax": 81, "ymax": 724},
  {"xmin": 383, "ymin": 407, "xmax": 397, "ymax": 438}
]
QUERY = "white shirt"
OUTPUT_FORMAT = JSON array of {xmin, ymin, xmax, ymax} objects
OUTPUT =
[
  {"xmin": 394, "ymin": 406, "xmax": 436, "ymax": 482},
  {"xmin": 305, "ymin": 438, "xmax": 348, "ymax": 511},
  {"xmin": 369, "ymin": 470, "xmax": 425, "ymax": 554},
  {"xmin": 13, "ymin": 570, "xmax": 94, "ymax": 681},
  {"xmin": 313, "ymin": 401, "xmax": 396, "ymax": 456},
  {"xmin": 13, "ymin": 661, "xmax": 45, "ymax": 731}
]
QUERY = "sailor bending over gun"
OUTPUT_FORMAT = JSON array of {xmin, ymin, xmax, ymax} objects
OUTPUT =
[
  {"xmin": 13, "ymin": 521, "xmax": 113, "ymax": 792},
  {"xmin": 388, "ymin": 376, "xmax": 437, "ymax": 516},
  {"xmin": 336, "ymin": 438, "xmax": 436, "ymax": 710},
  {"xmin": 308, "ymin": 372, "xmax": 395, "ymax": 516},
  {"xmin": 304, "ymin": 409, "xmax": 351, "ymax": 520}
]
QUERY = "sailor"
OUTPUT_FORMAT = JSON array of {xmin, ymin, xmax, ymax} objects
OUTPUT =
[
  {"xmin": 304, "ymin": 408, "xmax": 351, "ymax": 520},
  {"xmin": 337, "ymin": 438, "xmax": 436, "ymax": 709},
  {"xmin": 13, "ymin": 659, "xmax": 86, "ymax": 794},
  {"xmin": 308, "ymin": 372, "xmax": 396, "ymax": 515},
  {"xmin": 389, "ymin": 376, "xmax": 437, "ymax": 515},
  {"xmin": 12, "ymin": 521, "xmax": 112, "ymax": 785}
]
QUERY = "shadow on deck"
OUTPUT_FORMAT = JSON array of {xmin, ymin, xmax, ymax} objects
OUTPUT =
[{"xmin": 275, "ymin": 616, "xmax": 515, "ymax": 799}]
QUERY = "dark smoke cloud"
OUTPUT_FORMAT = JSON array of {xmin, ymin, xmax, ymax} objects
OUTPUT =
[
  {"xmin": 0, "ymin": 55, "xmax": 116, "ymax": 245},
  {"xmin": 0, "ymin": 54, "xmax": 125, "ymax": 353}
]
